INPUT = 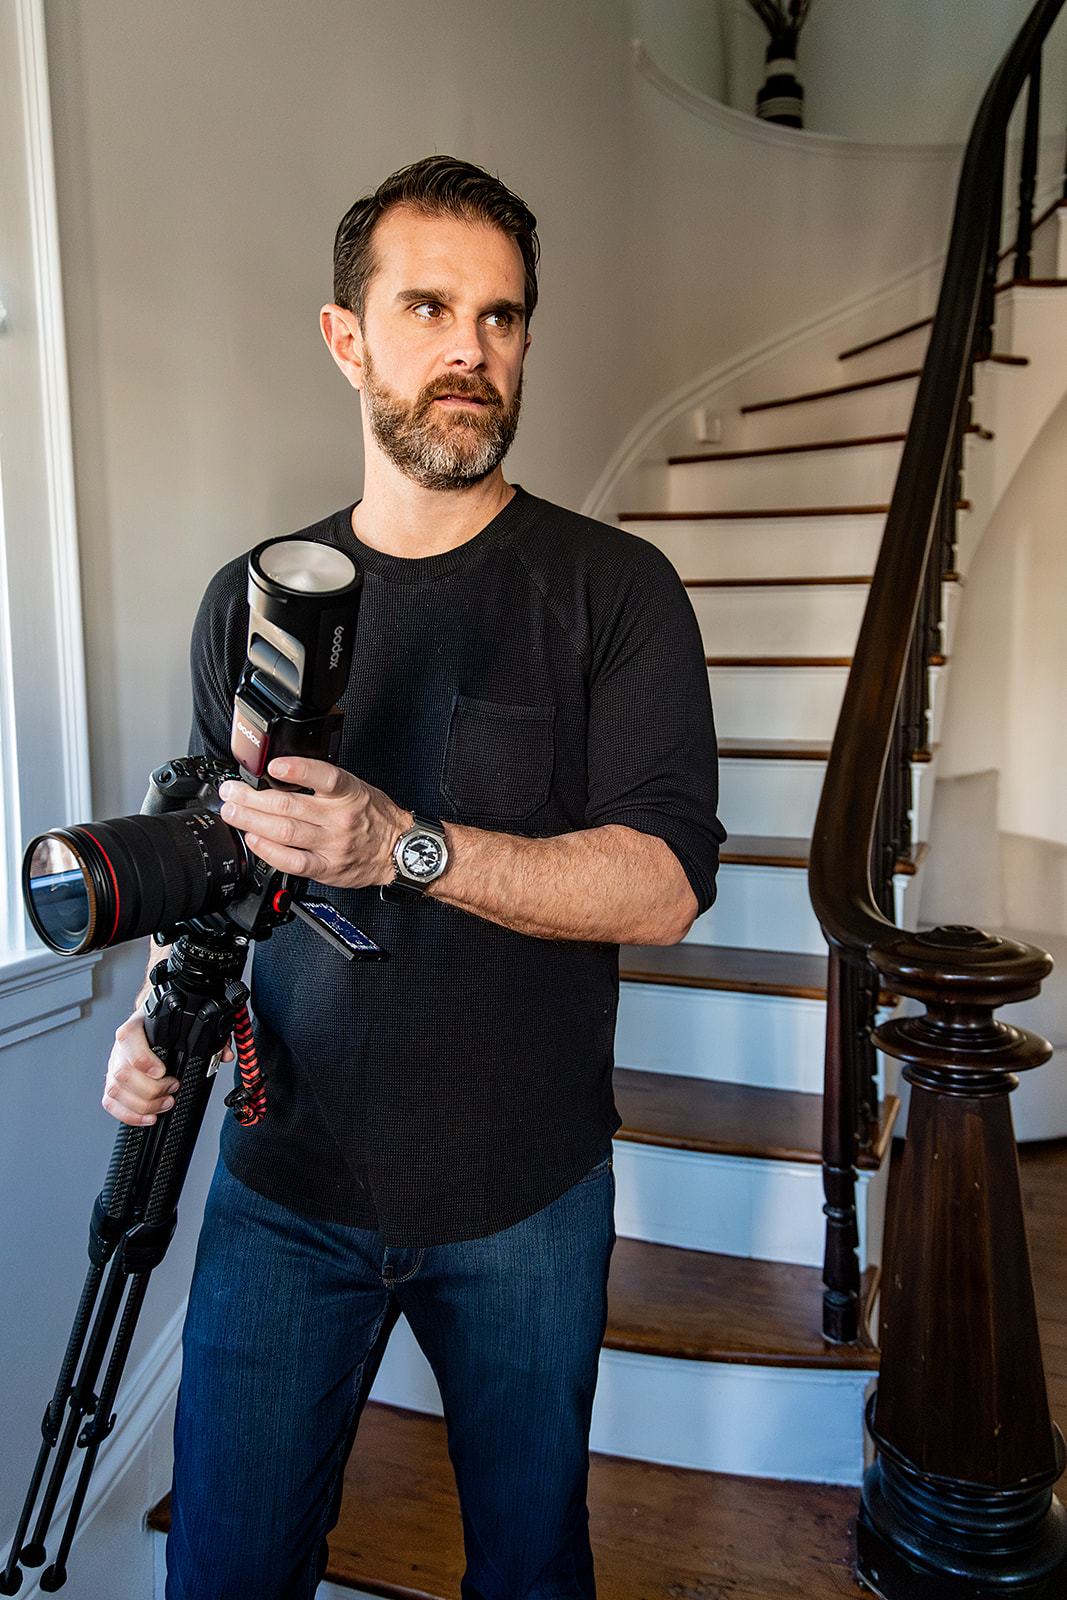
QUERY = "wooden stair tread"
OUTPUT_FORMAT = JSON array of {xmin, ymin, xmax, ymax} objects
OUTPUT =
[
  {"xmin": 668, "ymin": 432, "xmax": 906, "ymax": 464},
  {"xmin": 685, "ymin": 574, "xmax": 871, "ymax": 589},
  {"xmin": 722, "ymin": 834, "xmax": 808, "ymax": 868},
  {"xmin": 614, "ymin": 1066, "xmax": 899, "ymax": 1170},
  {"xmin": 740, "ymin": 368, "xmax": 921, "ymax": 414},
  {"xmin": 719, "ymin": 834, "xmax": 927, "ymax": 875},
  {"xmin": 620, "ymin": 941, "xmax": 827, "ymax": 997},
  {"xmin": 718, "ymin": 735, "xmax": 833, "ymax": 759},
  {"xmin": 709, "ymin": 655, "xmax": 852, "ymax": 668},
  {"xmin": 606, "ymin": 1237, "xmax": 879, "ymax": 1368},
  {"xmin": 619, "ymin": 503, "xmax": 889, "ymax": 522}
]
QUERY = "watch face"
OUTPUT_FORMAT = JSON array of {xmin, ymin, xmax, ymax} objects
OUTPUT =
[{"xmin": 399, "ymin": 832, "xmax": 445, "ymax": 881}]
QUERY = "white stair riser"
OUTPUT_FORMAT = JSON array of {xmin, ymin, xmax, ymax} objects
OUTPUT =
[
  {"xmin": 691, "ymin": 583, "xmax": 870, "ymax": 657},
  {"xmin": 834, "ymin": 325, "xmax": 931, "ymax": 381},
  {"xmin": 894, "ymin": 862, "xmax": 925, "ymax": 931},
  {"xmin": 719, "ymin": 756, "xmax": 826, "ymax": 837},
  {"xmin": 613, "ymin": 1141, "xmax": 883, "ymax": 1270},
  {"xmin": 689, "ymin": 864, "xmax": 825, "ymax": 955},
  {"xmin": 718, "ymin": 754, "xmax": 936, "ymax": 850},
  {"xmin": 367, "ymin": 1301, "xmax": 873, "ymax": 1486},
  {"xmin": 927, "ymin": 661, "xmax": 949, "ymax": 747},
  {"xmin": 666, "ymin": 440, "xmax": 902, "ymax": 514},
  {"xmin": 592, "ymin": 1352, "xmax": 873, "ymax": 1485},
  {"xmin": 633, "ymin": 513, "xmax": 885, "ymax": 581},
  {"xmin": 740, "ymin": 379, "xmax": 917, "ymax": 450},
  {"xmin": 616, "ymin": 982, "xmax": 825, "ymax": 1092},
  {"xmin": 710, "ymin": 664, "xmax": 848, "ymax": 741}
]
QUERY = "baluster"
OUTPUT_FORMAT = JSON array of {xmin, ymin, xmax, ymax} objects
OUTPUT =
[
  {"xmin": 1015, "ymin": 55, "xmax": 1043, "ymax": 280},
  {"xmin": 975, "ymin": 152, "xmax": 1006, "ymax": 360},
  {"xmin": 821, "ymin": 944, "xmax": 860, "ymax": 1343}
]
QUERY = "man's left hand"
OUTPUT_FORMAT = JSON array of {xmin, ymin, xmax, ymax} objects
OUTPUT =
[{"xmin": 218, "ymin": 758, "xmax": 406, "ymax": 889}]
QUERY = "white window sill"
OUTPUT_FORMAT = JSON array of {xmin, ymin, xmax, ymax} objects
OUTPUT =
[{"xmin": 0, "ymin": 946, "xmax": 99, "ymax": 1048}]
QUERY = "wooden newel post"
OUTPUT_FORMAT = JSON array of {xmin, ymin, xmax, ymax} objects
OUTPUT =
[{"xmin": 857, "ymin": 925, "xmax": 1067, "ymax": 1599}]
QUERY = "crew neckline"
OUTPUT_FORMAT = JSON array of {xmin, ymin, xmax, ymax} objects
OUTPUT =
[{"xmin": 334, "ymin": 487, "xmax": 531, "ymax": 585}]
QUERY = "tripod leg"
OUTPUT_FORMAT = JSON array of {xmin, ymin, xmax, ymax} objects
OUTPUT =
[{"xmin": 3, "ymin": 936, "xmax": 248, "ymax": 1589}]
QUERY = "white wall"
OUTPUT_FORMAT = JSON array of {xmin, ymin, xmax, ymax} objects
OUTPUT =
[{"xmin": 1, "ymin": 0, "xmax": 1060, "ymax": 1590}]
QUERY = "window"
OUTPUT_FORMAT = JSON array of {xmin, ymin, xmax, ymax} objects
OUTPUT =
[{"xmin": 0, "ymin": 0, "xmax": 96, "ymax": 1044}]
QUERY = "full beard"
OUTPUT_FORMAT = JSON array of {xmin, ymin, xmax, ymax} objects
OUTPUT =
[{"xmin": 360, "ymin": 347, "xmax": 523, "ymax": 491}]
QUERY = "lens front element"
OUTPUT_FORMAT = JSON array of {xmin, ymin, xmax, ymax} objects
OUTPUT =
[{"xmin": 24, "ymin": 836, "xmax": 95, "ymax": 953}]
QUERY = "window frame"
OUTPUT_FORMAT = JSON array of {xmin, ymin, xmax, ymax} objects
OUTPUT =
[{"xmin": 0, "ymin": 0, "xmax": 97, "ymax": 1044}]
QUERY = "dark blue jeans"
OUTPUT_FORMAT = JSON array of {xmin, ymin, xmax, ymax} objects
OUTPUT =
[{"xmin": 167, "ymin": 1155, "xmax": 615, "ymax": 1600}]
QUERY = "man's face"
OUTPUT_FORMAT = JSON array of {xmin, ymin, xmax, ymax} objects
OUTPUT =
[{"xmin": 354, "ymin": 206, "xmax": 530, "ymax": 490}]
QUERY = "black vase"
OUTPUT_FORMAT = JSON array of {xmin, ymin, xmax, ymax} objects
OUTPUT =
[{"xmin": 757, "ymin": 35, "xmax": 804, "ymax": 128}]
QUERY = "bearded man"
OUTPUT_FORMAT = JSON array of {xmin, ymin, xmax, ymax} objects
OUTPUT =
[{"xmin": 104, "ymin": 156, "xmax": 723, "ymax": 1600}]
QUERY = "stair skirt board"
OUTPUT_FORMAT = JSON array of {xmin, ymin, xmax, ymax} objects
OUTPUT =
[
  {"xmin": 633, "ymin": 511, "xmax": 886, "ymax": 581},
  {"xmin": 367, "ymin": 1318, "xmax": 874, "ymax": 1487},
  {"xmin": 709, "ymin": 664, "xmax": 849, "ymax": 742},
  {"xmin": 689, "ymin": 863, "xmax": 826, "ymax": 955},
  {"xmin": 612, "ymin": 1141, "xmax": 886, "ymax": 1270},
  {"xmin": 617, "ymin": 982, "xmax": 825, "ymax": 1092},
  {"xmin": 664, "ymin": 441, "xmax": 902, "ymax": 514}
]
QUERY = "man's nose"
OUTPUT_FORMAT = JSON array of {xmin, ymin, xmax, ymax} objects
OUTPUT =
[{"xmin": 444, "ymin": 317, "xmax": 488, "ymax": 369}]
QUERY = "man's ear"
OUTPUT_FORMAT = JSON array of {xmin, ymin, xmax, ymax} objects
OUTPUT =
[{"xmin": 320, "ymin": 304, "xmax": 364, "ymax": 391}]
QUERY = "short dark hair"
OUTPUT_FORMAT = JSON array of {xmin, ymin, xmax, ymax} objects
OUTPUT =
[{"xmin": 332, "ymin": 155, "xmax": 539, "ymax": 327}]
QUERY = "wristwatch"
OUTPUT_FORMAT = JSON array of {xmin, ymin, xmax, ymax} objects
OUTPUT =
[{"xmin": 382, "ymin": 814, "xmax": 449, "ymax": 900}]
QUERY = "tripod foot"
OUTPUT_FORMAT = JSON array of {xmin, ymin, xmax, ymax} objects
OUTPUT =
[
  {"xmin": 0, "ymin": 1566, "xmax": 23, "ymax": 1595},
  {"xmin": 18, "ymin": 1544, "xmax": 45, "ymax": 1568},
  {"xmin": 40, "ymin": 1564, "xmax": 66, "ymax": 1592}
]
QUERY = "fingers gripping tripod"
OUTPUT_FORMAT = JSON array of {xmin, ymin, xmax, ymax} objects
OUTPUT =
[{"xmin": 0, "ymin": 926, "xmax": 254, "ymax": 1596}]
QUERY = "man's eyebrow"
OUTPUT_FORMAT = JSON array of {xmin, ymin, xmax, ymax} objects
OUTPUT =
[{"xmin": 395, "ymin": 287, "xmax": 526, "ymax": 320}]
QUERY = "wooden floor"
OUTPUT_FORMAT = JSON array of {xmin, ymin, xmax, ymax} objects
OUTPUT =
[
  {"xmin": 147, "ymin": 1139, "xmax": 1067, "ymax": 1598},
  {"xmin": 323, "ymin": 1138, "xmax": 1067, "ymax": 1600}
]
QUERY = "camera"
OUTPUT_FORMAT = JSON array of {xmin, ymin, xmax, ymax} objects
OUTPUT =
[{"xmin": 22, "ymin": 536, "xmax": 382, "ymax": 962}]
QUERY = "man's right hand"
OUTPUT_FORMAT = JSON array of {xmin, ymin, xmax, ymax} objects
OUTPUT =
[{"xmin": 102, "ymin": 1010, "xmax": 181, "ymax": 1127}]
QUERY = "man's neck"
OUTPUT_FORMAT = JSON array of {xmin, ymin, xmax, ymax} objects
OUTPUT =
[{"xmin": 351, "ymin": 455, "xmax": 516, "ymax": 559}]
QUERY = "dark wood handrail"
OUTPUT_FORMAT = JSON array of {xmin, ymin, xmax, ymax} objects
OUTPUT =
[
  {"xmin": 810, "ymin": 0, "xmax": 1067, "ymax": 1338},
  {"xmin": 810, "ymin": 0, "xmax": 1065, "ymax": 959},
  {"xmin": 808, "ymin": 2, "xmax": 1067, "ymax": 1591}
]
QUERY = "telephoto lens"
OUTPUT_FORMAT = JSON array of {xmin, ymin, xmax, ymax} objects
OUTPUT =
[{"xmin": 22, "ymin": 808, "xmax": 249, "ymax": 955}]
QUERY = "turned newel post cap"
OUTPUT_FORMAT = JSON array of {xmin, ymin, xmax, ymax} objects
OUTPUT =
[
  {"xmin": 871, "ymin": 925, "xmax": 1053, "ymax": 1085},
  {"xmin": 871, "ymin": 924, "xmax": 1052, "ymax": 1007}
]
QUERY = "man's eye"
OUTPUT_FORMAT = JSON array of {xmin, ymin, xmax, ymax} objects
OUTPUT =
[
  {"xmin": 485, "ymin": 312, "xmax": 514, "ymax": 330},
  {"xmin": 412, "ymin": 303, "xmax": 443, "ymax": 320}
]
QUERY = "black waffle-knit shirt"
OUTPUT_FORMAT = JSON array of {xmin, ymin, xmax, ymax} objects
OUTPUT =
[{"xmin": 190, "ymin": 489, "xmax": 724, "ymax": 1245}]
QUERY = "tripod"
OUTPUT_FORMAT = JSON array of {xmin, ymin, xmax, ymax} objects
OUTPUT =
[{"xmin": 0, "ymin": 924, "xmax": 257, "ymax": 1595}]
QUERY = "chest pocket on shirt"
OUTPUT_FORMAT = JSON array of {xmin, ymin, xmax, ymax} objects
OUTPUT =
[{"xmin": 442, "ymin": 695, "xmax": 556, "ymax": 820}]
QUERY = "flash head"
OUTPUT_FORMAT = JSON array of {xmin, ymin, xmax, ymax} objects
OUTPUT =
[
  {"xmin": 245, "ymin": 537, "xmax": 362, "ymax": 708},
  {"xmin": 233, "ymin": 537, "xmax": 363, "ymax": 782}
]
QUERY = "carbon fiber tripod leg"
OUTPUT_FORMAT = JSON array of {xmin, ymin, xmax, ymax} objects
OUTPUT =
[{"xmin": 0, "ymin": 932, "xmax": 249, "ymax": 1594}]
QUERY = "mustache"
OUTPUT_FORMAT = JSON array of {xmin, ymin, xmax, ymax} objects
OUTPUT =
[{"xmin": 416, "ymin": 372, "xmax": 506, "ymax": 414}]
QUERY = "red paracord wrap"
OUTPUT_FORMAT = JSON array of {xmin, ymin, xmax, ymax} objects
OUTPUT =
[{"xmin": 232, "ymin": 1003, "xmax": 267, "ymax": 1126}]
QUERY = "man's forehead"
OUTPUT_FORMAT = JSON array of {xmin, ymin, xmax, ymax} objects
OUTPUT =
[{"xmin": 369, "ymin": 205, "xmax": 525, "ymax": 295}]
